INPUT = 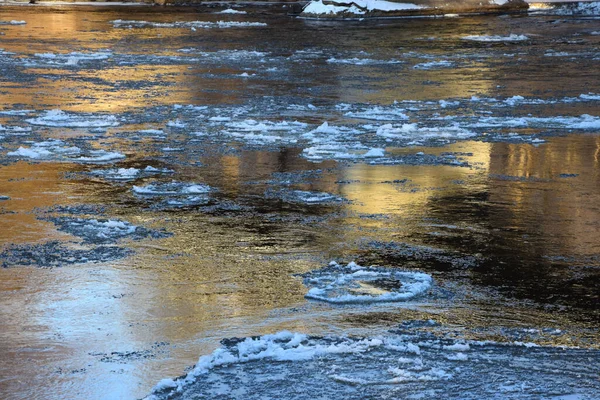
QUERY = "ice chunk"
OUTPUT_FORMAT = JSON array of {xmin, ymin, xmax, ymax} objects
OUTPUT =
[
  {"xmin": 111, "ymin": 20, "xmax": 267, "ymax": 29},
  {"xmin": 133, "ymin": 181, "xmax": 212, "ymax": 196},
  {"xmin": 25, "ymin": 109, "xmax": 119, "ymax": 128},
  {"xmin": 301, "ymin": 261, "xmax": 432, "ymax": 304},
  {"xmin": 462, "ymin": 34, "xmax": 529, "ymax": 42},
  {"xmin": 216, "ymin": 8, "xmax": 247, "ymax": 14}
]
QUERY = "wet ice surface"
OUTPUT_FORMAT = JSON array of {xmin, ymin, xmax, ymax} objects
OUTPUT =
[
  {"xmin": 147, "ymin": 329, "xmax": 600, "ymax": 400},
  {"xmin": 0, "ymin": 241, "xmax": 132, "ymax": 267},
  {"xmin": 42, "ymin": 216, "xmax": 171, "ymax": 244},
  {"xmin": 0, "ymin": 4, "xmax": 600, "ymax": 400}
]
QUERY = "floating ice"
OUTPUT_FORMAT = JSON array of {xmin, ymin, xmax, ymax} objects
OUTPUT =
[
  {"xmin": 0, "ymin": 241, "xmax": 132, "ymax": 267},
  {"xmin": 146, "ymin": 329, "xmax": 600, "ymax": 400},
  {"xmin": 6, "ymin": 140, "xmax": 124, "ymax": 163},
  {"xmin": 74, "ymin": 150, "xmax": 126, "ymax": 163},
  {"xmin": 0, "ymin": 20, "xmax": 26, "ymax": 25},
  {"xmin": 413, "ymin": 60, "xmax": 454, "ymax": 70},
  {"xmin": 133, "ymin": 181, "xmax": 212, "ymax": 196},
  {"xmin": 32, "ymin": 51, "xmax": 112, "ymax": 67},
  {"xmin": 221, "ymin": 120, "xmax": 308, "ymax": 144},
  {"xmin": 111, "ymin": 20, "xmax": 267, "ymax": 29},
  {"xmin": 468, "ymin": 114, "xmax": 600, "ymax": 129},
  {"xmin": 461, "ymin": 34, "xmax": 529, "ymax": 42},
  {"xmin": 375, "ymin": 123, "xmax": 477, "ymax": 143},
  {"xmin": 0, "ymin": 124, "xmax": 32, "ymax": 135},
  {"xmin": 89, "ymin": 166, "xmax": 172, "ymax": 181},
  {"xmin": 301, "ymin": 261, "xmax": 432, "ymax": 304},
  {"xmin": 25, "ymin": 109, "xmax": 119, "ymax": 128},
  {"xmin": 344, "ymin": 105, "xmax": 409, "ymax": 121},
  {"xmin": 326, "ymin": 57, "xmax": 402, "ymax": 65},
  {"xmin": 7, "ymin": 140, "xmax": 81, "ymax": 159},
  {"xmin": 216, "ymin": 8, "xmax": 247, "ymax": 14},
  {"xmin": 266, "ymin": 189, "xmax": 345, "ymax": 205},
  {"xmin": 44, "ymin": 217, "xmax": 169, "ymax": 244}
]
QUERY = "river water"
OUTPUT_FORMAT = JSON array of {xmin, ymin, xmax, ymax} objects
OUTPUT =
[{"xmin": 0, "ymin": 4, "xmax": 599, "ymax": 400}]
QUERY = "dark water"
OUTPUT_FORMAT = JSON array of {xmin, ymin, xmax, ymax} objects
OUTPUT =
[{"xmin": 0, "ymin": 4, "xmax": 599, "ymax": 400}]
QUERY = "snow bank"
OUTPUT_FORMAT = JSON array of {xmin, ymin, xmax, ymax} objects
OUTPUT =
[{"xmin": 302, "ymin": 0, "xmax": 422, "ymax": 16}]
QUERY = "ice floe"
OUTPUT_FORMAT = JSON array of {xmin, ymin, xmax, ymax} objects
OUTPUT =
[
  {"xmin": 0, "ymin": 20, "xmax": 26, "ymax": 25},
  {"xmin": 326, "ymin": 57, "xmax": 402, "ymax": 65},
  {"xmin": 374, "ymin": 123, "xmax": 477, "ymax": 144},
  {"xmin": 111, "ymin": 20, "xmax": 267, "ymax": 29},
  {"xmin": 146, "ymin": 328, "xmax": 600, "ymax": 400},
  {"xmin": 0, "ymin": 241, "xmax": 132, "ymax": 267},
  {"xmin": 301, "ymin": 261, "xmax": 432, "ymax": 304},
  {"xmin": 44, "ymin": 217, "xmax": 170, "ymax": 244},
  {"xmin": 25, "ymin": 109, "xmax": 119, "ymax": 128},
  {"xmin": 7, "ymin": 140, "xmax": 125, "ymax": 163},
  {"xmin": 221, "ymin": 120, "xmax": 308, "ymax": 144},
  {"xmin": 344, "ymin": 105, "xmax": 409, "ymax": 121},
  {"xmin": 89, "ymin": 166, "xmax": 173, "ymax": 181},
  {"xmin": 413, "ymin": 60, "xmax": 455, "ymax": 70},
  {"xmin": 133, "ymin": 181, "xmax": 212, "ymax": 196},
  {"xmin": 461, "ymin": 34, "xmax": 529, "ymax": 42},
  {"xmin": 265, "ymin": 189, "xmax": 345, "ymax": 205},
  {"xmin": 30, "ymin": 51, "xmax": 112, "ymax": 67},
  {"xmin": 133, "ymin": 181, "xmax": 214, "ymax": 208},
  {"xmin": 216, "ymin": 8, "xmax": 247, "ymax": 14}
]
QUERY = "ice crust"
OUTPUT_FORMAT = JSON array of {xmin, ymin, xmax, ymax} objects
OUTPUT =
[
  {"xmin": 146, "ymin": 329, "xmax": 600, "ymax": 400},
  {"xmin": 301, "ymin": 261, "xmax": 432, "ymax": 304},
  {"xmin": 45, "ymin": 217, "xmax": 159, "ymax": 244}
]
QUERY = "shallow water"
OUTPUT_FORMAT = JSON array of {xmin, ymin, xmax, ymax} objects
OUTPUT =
[{"xmin": 0, "ymin": 4, "xmax": 599, "ymax": 400}]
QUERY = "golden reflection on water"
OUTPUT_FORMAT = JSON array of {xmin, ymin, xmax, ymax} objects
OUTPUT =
[
  {"xmin": 487, "ymin": 136, "xmax": 600, "ymax": 256},
  {"xmin": 0, "ymin": 7, "xmax": 599, "ymax": 400},
  {"xmin": 0, "ymin": 161, "xmax": 78, "ymax": 244},
  {"xmin": 342, "ymin": 141, "xmax": 491, "ymax": 217}
]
